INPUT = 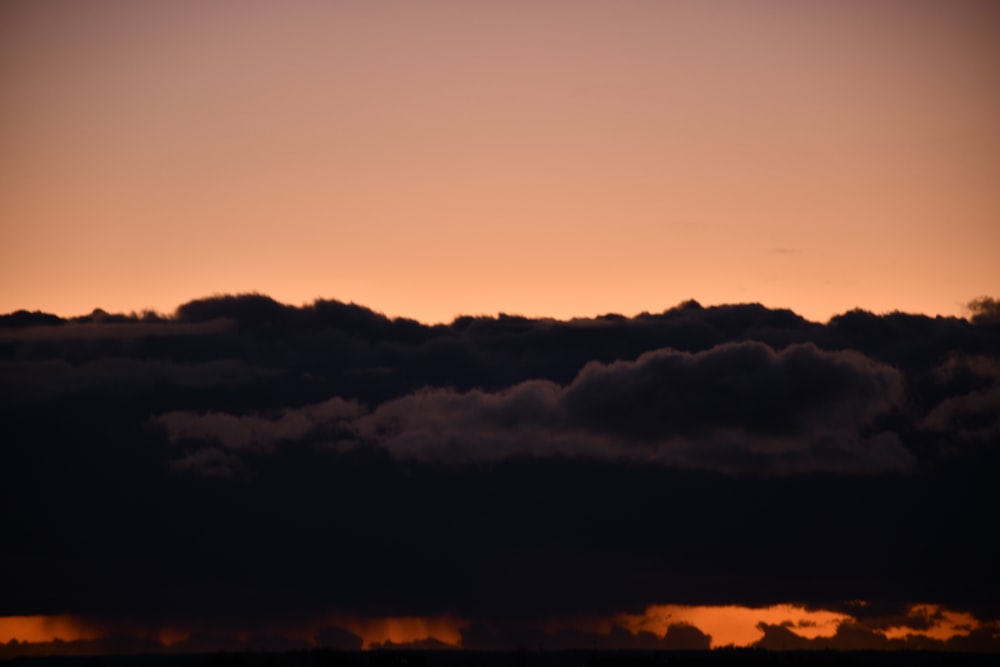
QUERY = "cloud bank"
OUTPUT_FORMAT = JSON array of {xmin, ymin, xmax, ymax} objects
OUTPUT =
[
  {"xmin": 154, "ymin": 341, "xmax": 911, "ymax": 474},
  {"xmin": 2, "ymin": 294, "xmax": 998, "ymax": 651}
]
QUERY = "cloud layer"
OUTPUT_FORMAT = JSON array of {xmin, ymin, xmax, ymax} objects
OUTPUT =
[
  {"xmin": 154, "ymin": 341, "xmax": 911, "ymax": 474},
  {"xmin": 2, "ymin": 294, "xmax": 998, "ymax": 647}
]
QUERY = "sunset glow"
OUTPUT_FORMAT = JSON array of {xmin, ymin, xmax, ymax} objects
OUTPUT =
[
  {"xmin": 330, "ymin": 615, "xmax": 468, "ymax": 649},
  {"xmin": 881, "ymin": 605, "xmax": 981, "ymax": 642},
  {"xmin": 1, "ymin": 1, "xmax": 998, "ymax": 323},
  {"xmin": 0, "ymin": 615, "xmax": 97, "ymax": 644},
  {"xmin": 615, "ymin": 605, "xmax": 852, "ymax": 647},
  {"xmin": 2, "ymin": 0, "xmax": 998, "ymax": 661},
  {"xmin": 2, "ymin": 604, "xmax": 988, "ymax": 655}
]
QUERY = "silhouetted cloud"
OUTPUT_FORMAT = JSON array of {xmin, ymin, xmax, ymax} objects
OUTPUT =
[
  {"xmin": 456, "ymin": 621, "xmax": 711, "ymax": 651},
  {"xmin": 968, "ymin": 296, "xmax": 1000, "ymax": 326},
  {"xmin": 315, "ymin": 626, "xmax": 364, "ymax": 651},
  {"xmin": 154, "ymin": 341, "xmax": 911, "ymax": 474},
  {"xmin": 919, "ymin": 353, "xmax": 1000, "ymax": 446},
  {"xmin": 154, "ymin": 397, "xmax": 362, "ymax": 453},
  {"xmin": 372, "ymin": 637, "xmax": 456, "ymax": 651},
  {"xmin": 0, "ymin": 635, "xmax": 164, "ymax": 660},
  {"xmin": 754, "ymin": 619, "xmax": 1000, "ymax": 652},
  {"xmin": 661, "ymin": 623, "xmax": 713, "ymax": 650},
  {"xmin": 2, "ymin": 293, "xmax": 998, "ymax": 652}
]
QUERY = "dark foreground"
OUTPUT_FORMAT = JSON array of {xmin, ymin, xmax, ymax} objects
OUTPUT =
[{"xmin": 2, "ymin": 650, "xmax": 997, "ymax": 667}]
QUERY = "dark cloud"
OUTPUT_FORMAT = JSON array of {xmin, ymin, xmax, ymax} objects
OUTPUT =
[
  {"xmin": 543, "ymin": 623, "xmax": 712, "ymax": 651},
  {"xmin": 155, "ymin": 341, "xmax": 911, "ymax": 474},
  {"xmin": 315, "ymin": 626, "xmax": 364, "ymax": 651},
  {"xmin": 968, "ymin": 296, "xmax": 1000, "ymax": 326},
  {"xmin": 456, "ymin": 622, "xmax": 711, "ymax": 651},
  {"xmin": 919, "ymin": 353, "xmax": 1000, "ymax": 445},
  {"xmin": 920, "ymin": 384, "xmax": 1000, "ymax": 444},
  {"xmin": 661, "ymin": 623, "xmax": 713, "ymax": 650},
  {"xmin": 0, "ymin": 635, "xmax": 164, "ymax": 660},
  {"xmin": 754, "ymin": 620, "xmax": 1000, "ymax": 652},
  {"xmin": 372, "ymin": 637, "xmax": 456, "ymax": 651},
  {"xmin": 2, "ymin": 294, "xmax": 999, "ymax": 650},
  {"xmin": 153, "ymin": 397, "xmax": 362, "ymax": 453},
  {"xmin": 558, "ymin": 340, "xmax": 908, "ymax": 473}
]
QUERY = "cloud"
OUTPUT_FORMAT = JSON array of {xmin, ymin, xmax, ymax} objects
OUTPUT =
[
  {"xmin": 371, "ymin": 637, "xmax": 456, "ymax": 651},
  {"xmin": 920, "ymin": 385, "xmax": 1000, "ymax": 443},
  {"xmin": 153, "ymin": 397, "xmax": 362, "ymax": 452},
  {"xmin": 754, "ymin": 618, "xmax": 1000, "ymax": 652},
  {"xmin": 314, "ymin": 626, "xmax": 363, "ymax": 651},
  {"xmin": 661, "ymin": 623, "xmax": 713, "ymax": 650},
  {"xmin": 2, "ymin": 294, "xmax": 999, "ymax": 637},
  {"xmin": 456, "ymin": 621, "xmax": 711, "ymax": 651},
  {"xmin": 968, "ymin": 296, "xmax": 1000, "ymax": 326},
  {"xmin": 919, "ymin": 355, "xmax": 1000, "ymax": 445},
  {"xmin": 156, "ymin": 341, "xmax": 911, "ymax": 474},
  {"xmin": 566, "ymin": 341, "xmax": 900, "ymax": 435},
  {"xmin": 557, "ymin": 340, "xmax": 909, "ymax": 473},
  {"xmin": 0, "ymin": 635, "xmax": 165, "ymax": 659}
]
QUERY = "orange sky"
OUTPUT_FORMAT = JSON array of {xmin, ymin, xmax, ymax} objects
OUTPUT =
[
  {"xmin": 613, "ymin": 604, "xmax": 850, "ymax": 647},
  {"xmin": 1, "ymin": 0, "xmax": 998, "ymax": 323}
]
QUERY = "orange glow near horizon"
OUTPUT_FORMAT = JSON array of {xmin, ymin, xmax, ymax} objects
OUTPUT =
[
  {"xmin": 0, "ymin": 613, "xmax": 467, "ymax": 651},
  {"xmin": 0, "ymin": 615, "xmax": 192, "ymax": 648},
  {"xmin": 328, "ymin": 615, "xmax": 468, "ymax": 649},
  {"xmin": 141, "ymin": 614, "xmax": 471, "ymax": 650},
  {"xmin": 614, "ymin": 604, "xmax": 851, "ymax": 647},
  {"xmin": 882, "ymin": 605, "xmax": 980, "ymax": 642},
  {"xmin": 549, "ymin": 603, "xmax": 984, "ymax": 648},
  {"xmin": 0, "ymin": 604, "xmax": 986, "ymax": 653},
  {"xmin": 0, "ymin": 615, "xmax": 98, "ymax": 644}
]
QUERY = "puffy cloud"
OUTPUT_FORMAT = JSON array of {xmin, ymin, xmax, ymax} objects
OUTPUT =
[
  {"xmin": 154, "ymin": 397, "xmax": 362, "ymax": 452},
  {"xmin": 920, "ymin": 355, "xmax": 1000, "ymax": 445},
  {"xmin": 168, "ymin": 341, "xmax": 909, "ymax": 474},
  {"xmin": 354, "ymin": 380, "xmax": 579, "ymax": 464},
  {"xmin": 920, "ymin": 385, "xmax": 1000, "ymax": 443},
  {"xmin": 557, "ymin": 340, "xmax": 909, "ymax": 473},
  {"xmin": 565, "ymin": 342, "xmax": 900, "ymax": 434}
]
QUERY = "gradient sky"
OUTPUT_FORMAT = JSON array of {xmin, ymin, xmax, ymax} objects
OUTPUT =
[{"xmin": 2, "ymin": 0, "xmax": 998, "ymax": 322}]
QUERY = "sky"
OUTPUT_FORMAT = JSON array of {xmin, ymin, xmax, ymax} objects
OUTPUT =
[
  {"xmin": 1, "ymin": 0, "xmax": 998, "ymax": 323},
  {"xmin": 2, "ymin": 0, "xmax": 1000, "ymax": 660}
]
